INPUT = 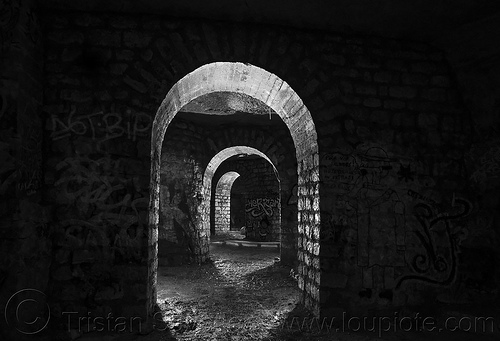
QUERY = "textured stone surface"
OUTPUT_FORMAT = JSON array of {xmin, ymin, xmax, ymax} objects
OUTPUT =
[
  {"xmin": 0, "ymin": 1, "xmax": 48, "ymax": 340},
  {"xmin": 0, "ymin": 6, "xmax": 492, "ymax": 332},
  {"xmin": 213, "ymin": 171, "xmax": 240, "ymax": 233},
  {"xmin": 213, "ymin": 158, "xmax": 280, "ymax": 241}
]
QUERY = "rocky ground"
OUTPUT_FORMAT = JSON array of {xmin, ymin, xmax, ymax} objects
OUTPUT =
[
  {"xmin": 154, "ymin": 242, "xmax": 298, "ymax": 341},
  {"xmin": 66, "ymin": 237, "xmax": 499, "ymax": 341}
]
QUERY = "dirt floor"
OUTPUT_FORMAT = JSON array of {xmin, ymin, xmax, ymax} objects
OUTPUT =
[
  {"xmin": 154, "ymin": 242, "xmax": 299, "ymax": 341},
  {"xmin": 69, "ymin": 236, "xmax": 500, "ymax": 341}
]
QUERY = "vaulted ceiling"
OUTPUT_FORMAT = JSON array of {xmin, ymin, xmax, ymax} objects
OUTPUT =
[{"xmin": 38, "ymin": 0, "xmax": 500, "ymax": 42}]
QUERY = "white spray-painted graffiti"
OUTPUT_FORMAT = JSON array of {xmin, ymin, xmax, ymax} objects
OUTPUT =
[
  {"xmin": 55, "ymin": 155, "xmax": 148, "ymax": 262},
  {"xmin": 320, "ymin": 145, "xmax": 473, "ymax": 290},
  {"xmin": 244, "ymin": 197, "xmax": 280, "ymax": 241},
  {"xmin": 50, "ymin": 106, "xmax": 152, "ymax": 143},
  {"xmin": 245, "ymin": 197, "xmax": 279, "ymax": 217},
  {"xmin": 322, "ymin": 147, "xmax": 409, "ymax": 269},
  {"xmin": 470, "ymin": 139, "xmax": 500, "ymax": 185}
]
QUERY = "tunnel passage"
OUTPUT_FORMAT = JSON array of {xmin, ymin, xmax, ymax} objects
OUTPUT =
[
  {"xmin": 150, "ymin": 62, "xmax": 320, "ymax": 317},
  {"xmin": 10, "ymin": 5, "xmax": 495, "ymax": 338},
  {"xmin": 208, "ymin": 147, "xmax": 281, "ymax": 243},
  {"xmin": 157, "ymin": 112, "xmax": 297, "ymax": 264},
  {"xmin": 213, "ymin": 171, "xmax": 240, "ymax": 234},
  {"xmin": 211, "ymin": 154, "xmax": 281, "ymax": 241}
]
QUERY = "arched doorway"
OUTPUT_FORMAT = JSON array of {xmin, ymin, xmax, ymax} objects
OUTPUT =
[
  {"xmin": 207, "ymin": 146, "xmax": 281, "ymax": 241},
  {"xmin": 149, "ymin": 62, "xmax": 320, "ymax": 315},
  {"xmin": 213, "ymin": 171, "xmax": 241, "ymax": 234}
]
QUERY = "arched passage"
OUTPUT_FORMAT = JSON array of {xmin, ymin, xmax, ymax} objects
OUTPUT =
[
  {"xmin": 207, "ymin": 147, "xmax": 281, "ymax": 240},
  {"xmin": 149, "ymin": 62, "xmax": 321, "ymax": 316},
  {"xmin": 214, "ymin": 171, "xmax": 240, "ymax": 233}
]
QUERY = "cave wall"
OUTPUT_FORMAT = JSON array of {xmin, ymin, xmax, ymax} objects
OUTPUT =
[
  {"xmin": 0, "ymin": 5, "xmax": 492, "ymax": 327},
  {"xmin": 433, "ymin": 11, "xmax": 500, "ymax": 313},
  {"xmin": 0, "ymin": 0, "xmax": 48, "ymax": 338}
]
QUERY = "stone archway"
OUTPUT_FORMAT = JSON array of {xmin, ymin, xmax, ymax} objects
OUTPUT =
[
  {"xmin": 214, "ymin": 171, "xmax": 240, "ymax": 233},
  {"xmin": 149, "ymin": 62, "xmax": 320, "ymax": 316},
  {"xmin": 207, "ymin": 147, "xmax": 279, "ymax": 236}
]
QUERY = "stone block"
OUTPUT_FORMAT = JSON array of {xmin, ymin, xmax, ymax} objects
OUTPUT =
[
  {"xmin": 62, "ymin": 47, "xmax": 82, "ymax": 62},
  {"xmin": 116, "ymin": 49, "xmax": 135, "ymax": 61},
  {"xmin": 401, "ymin": 73, "xmax": 429, "ymax": 85},
  {"xmin": 123, "ymin": 32, "xmax": 152, "ymax": 48},
  {"xmin": 123, "ymin": 76, "xmax": 147, "ymax": 93},
  {"xmin": 109, "ymin": 63, "xmax": 129, "ymax": 75},
  {"xmin": 88, "ymin": 30, "xmax": 122, "ymax": 47},
  {"xmin": 411, "ymin": 62, "xmax": 437, "ymax": 74},
  {"xmin": 363, "ymin": 98, "xmax": 382, "ymax": 108},
  {"xmin": 48, "ymin": 31, "xmax": 84, "ymax": 44},
  {"xmin": 109, "ymin": 16, "xmax": 138, "ymax": 29},
  {"xmin": 141, "ymin": 49, "xmax": 153, "ymax": 62},
  {"xmin": 421, "ymin": 88, "xmax": 447, "ymax": 102},
  {"xmin": 374, "ymin": 71, "xmax": 397, "ymax": 83},
  {"xmin": 74, "ymin": 14, "xmax": 103, "ymax": 27},
  {"xmin": 389, "ymin": 86, "xmax": 417, "ymax": 99},
  {"xmin": 52, "ymin": 266, "xmax": 73, "ymax": 281},
  {"xmin": 355, "ymin": 84, "xmax": 377, "ymax": 96},
  {"xmin": 430, "ymin": 75, "xmax": 450, "ymax": 87},
  {"xmin": 371, "ymin": 110, "xmax": 391, "ymax": 125},
  {"xmin": 321, "ymin": 272, "xmax": 348, "ymax": 288},
  {"xmin": 385, "ymin": 59, "xmax": 407, "ymax": 71},
  {"xmin": 332, "ymin": 68, "xmax": 361, "ymax": 79},
  {"xmin": 325, "ymin": 54, "xmax": 346, "ymax": 65},
  {"xmin": 418, "ymin": 112, "xmax": 438, "ymax": 127}
]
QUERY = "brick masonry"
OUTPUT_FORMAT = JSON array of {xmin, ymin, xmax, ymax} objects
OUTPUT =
[
  {"xmin": 212, "ymin": 157, "xmax": 280, "ymax": 241},
  {"xmin": 213, "ymin": 170, "xmax": 240, "ymax": 233},
  {"xmin": 0, "ymin": 1, "xmax": 48, "ymax": 339},
  {"xmin": 0, "ymin": 5, "xmax": 495, "ymax": 329}
]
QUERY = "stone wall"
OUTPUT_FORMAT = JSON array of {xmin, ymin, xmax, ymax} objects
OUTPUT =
[
  {"xmin": 29, "ymin": 7, "xmax": 499, "ymax": 325},
  {"xmin": 158, "ymin": 117, "xmax": 295, "ymax": 263},
  {"xmin": 213, "ymin": 171, "xmax": 239, "ymax": 233},
  {"xmin": 434, "ymin": 12, "xmax": 500, "ymax": 313},
  {"xmin": 315, "ymin": 40, "xmax": 477, "ymax": 315},
  {"xmin": 0, "ymin": 0, "xmax": 48, "ymax": 339},
  {"xmin": 158, "ymin": 119, "xmax": 206, "ymax": 265},
  {"xmin": 212, "ymin": 158, "xmax": 281, "ymax": 241}
]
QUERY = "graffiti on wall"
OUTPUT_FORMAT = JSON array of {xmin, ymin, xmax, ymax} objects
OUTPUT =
[
  {"xmin": 160, "ymin": 178, "xmax": 199, "ymax": 256},
  {"xmin": 0, "ymin": 130, "xmax": 17, "ymax": 195},
  {"xmin": 55, "ymin": 155, "xmax": 148, "ymax": 262},
  {"xmin": 17, "ymin": 124, "xmax": 42, "ymax": 194},
  {"xmin": 321, "ymin": 145, "xmax": 473, "ymax": 290},
  {"xmin": 470, "ymin": 139, "xmax": 500, "ymax": 185},
  {"xmin": 245, "ymin": 197, "xmax": 279, "ymax": 217},
  {"xmin": 407, "ymin": 189, "xmax": 439, "ymax": 207},
  {"xmin": 17, "ymin": 99, "xmax": 43, "ymax": 195},
  {"xmin": 0, "ymin": 0, "xmax": 21, "ymax": 55},
  {"xmin": 244, "ymin": 197, "xmax": 279, "ymax": 241},
  {"xmin": 23, "ymin": 5, "xmax": 40, "ymax": 44},
  {"xmin": 0, "ymin": 87, "xmax": 42, "ymax": 196},
  {"xmin": 50, "ymin": 106, "xmax": 152, "ymax": 144},
  {"xmin": 396, "ymin": 195, "xmax": 472, "ymax": 289},
  {"xmin": 322, "ymin": 147, "xmax": 409, "ymax": 267},
  {"xmin": 0, "ymin": 82, "xmax": 17, "ymax": 195},
  {"xmin": 321, "ymin": 152, "xmax": 359, "ymax": 193}
]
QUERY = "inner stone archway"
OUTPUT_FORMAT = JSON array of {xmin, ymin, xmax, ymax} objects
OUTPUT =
[
  {"xmin": 214, "ymin": 171, "xmax": 240, "ymax": 234},
  {"xmin": 207, "ymin": 146, "xmax": 281, "ymax": 242},
  {"xmin": 149, "ymin": 62, "xmax": 320, "ymax": 316}
]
